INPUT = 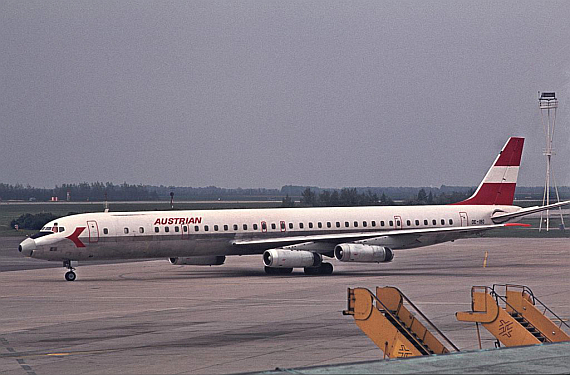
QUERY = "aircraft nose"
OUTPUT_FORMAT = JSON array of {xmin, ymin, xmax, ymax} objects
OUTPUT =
[{"xmin": 18, "ymin": 238, "xmax": 36, "ymax": 257}]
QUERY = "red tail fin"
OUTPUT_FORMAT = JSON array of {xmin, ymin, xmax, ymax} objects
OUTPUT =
[{"xmin": 452, "ymin": 137, "xmax": 524, "ymax": 205}]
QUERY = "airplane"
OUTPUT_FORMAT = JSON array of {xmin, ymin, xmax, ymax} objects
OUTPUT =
[{"xmin": 18, "ymin": 137, "xmax": 570, "ymax": 281}]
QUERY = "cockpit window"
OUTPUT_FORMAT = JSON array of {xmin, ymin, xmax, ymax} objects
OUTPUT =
[{"xmin": 31, "ymin": 231, "xmax": 54, "ymax": 239}]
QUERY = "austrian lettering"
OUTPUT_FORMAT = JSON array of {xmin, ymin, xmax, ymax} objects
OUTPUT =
[{"xmin": 153, "ymin": 217, "xmax": 202, "ymax": 225}]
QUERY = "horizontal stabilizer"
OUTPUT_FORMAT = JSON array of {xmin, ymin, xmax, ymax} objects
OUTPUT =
[{"xmin": 491, "ymin": 200, "xmax": 570, "ymax": 223}]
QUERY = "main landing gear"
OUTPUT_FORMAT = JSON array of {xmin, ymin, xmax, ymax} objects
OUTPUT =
[
  {"xmin": 63, "ymin": 260, "xmax": 78, "ymax": 281},
  {"xmin": 304, "ymin": 262, "xmax": 333, "ymax": 275},
  {"xmin": 264, "ymin": 262, "xmax": 334, "ymax": 276}
]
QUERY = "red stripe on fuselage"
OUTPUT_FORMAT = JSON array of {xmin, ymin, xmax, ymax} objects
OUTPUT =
[
  {"xmin": 494, "ymin": 137, "xmax": 524, "ymax": 167},
  {"xmin": 66, "ymin": 227, "xmax": 86, "ymax": 248},
  {"xmin": 451, "ymin": 183, "xmax": 516, "ymax": 205}
]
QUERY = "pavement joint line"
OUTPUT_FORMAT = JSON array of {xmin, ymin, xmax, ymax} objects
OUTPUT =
[{"xmin": 1, "ymin": 336, "xmax": 37, "ymax": 375}]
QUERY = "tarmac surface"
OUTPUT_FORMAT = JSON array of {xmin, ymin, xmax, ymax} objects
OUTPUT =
[{"xmin": 0, "ymin": 236, "xmax": 569, "ymax": 374}]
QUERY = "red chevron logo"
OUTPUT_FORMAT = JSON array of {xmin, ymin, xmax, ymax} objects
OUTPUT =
[{"xmin": 66, "ymin": 227, "xmax": 86, "ymax": 248}]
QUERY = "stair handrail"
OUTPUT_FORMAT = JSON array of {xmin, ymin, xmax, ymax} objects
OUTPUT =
[
  {"xmin": 489, "ymin": 286, "xmax": 551, "ymax": 342},
  {"xmin": 492, "ymin": 284, "xmax": 570, "ymax": 331},
  {"xmin": 368, "ymin": 291, "xmax": 432, "ymax": 355},
  {"xmin": 384, "ymin": 286, "xmax": 460, "ymax": 352}
]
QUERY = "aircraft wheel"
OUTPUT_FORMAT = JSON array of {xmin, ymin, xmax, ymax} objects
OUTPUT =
[
  {"xmin": 264, "ymin": 266, "xmax": 293, "ymax": 275},
  {"xmin": 65, "ymin": 271, "xmax": 77, "ymax": 281},
  {"xmin": 319, "ymin": 262, "xmax": 333, "ymax": 275},
  {"xmin": 304, "ymin": 267, "xmax": 319, "ymax": 275},
  {"xmin": 264, "ymin": 266, "xmax": 277, "ymax": 275}
]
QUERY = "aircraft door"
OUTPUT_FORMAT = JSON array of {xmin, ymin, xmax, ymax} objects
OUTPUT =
[
  {"xmin": 87, "ymin": 220, "xmax": 99, "ymax": 243},
  {"xmin": 460, "ymin": 212, "xmax": 468, "ymax": 226},
  {"xmin": 393, "ymin": 216, "xmax": 402, "ymax": 229}
]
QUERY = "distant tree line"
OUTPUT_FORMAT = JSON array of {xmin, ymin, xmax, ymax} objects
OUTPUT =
[
  {"xmin": 2, "ymin": 182, "xmax": 564, "ymax": 203},
  {"xmin": 10, "ymin": 213, "xmax": 60, "ymax": 230},
  {"xmin": 403, "ymin": 188, "xmax": 474, "ymax": 205},
  {"xmin": 292, "ymin": 187, "xmax": 475, "ymax": 207},
  {"xmin": 298, "ymin": 188, "xmax": 390, "ymax": 207},
  {"xmin": 0, "ymin": 183, "xmax": 159, "ymax": 202}
]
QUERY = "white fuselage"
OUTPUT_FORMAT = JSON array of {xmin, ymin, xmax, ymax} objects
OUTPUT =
[{"xmin": 25, "ymin": 204, "xmax": 520, "ymax": 262}]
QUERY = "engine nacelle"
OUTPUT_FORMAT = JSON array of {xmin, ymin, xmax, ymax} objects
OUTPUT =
[
  {"xmin": 334, "ymin": 244, "xmax": 394, "ymax": 263},
  {"xmin": 263, "ymin": 249, "xmax": 321, "ymax": 268},
  {"xmin": 168, "ymin": 256, "xmax": 226, "ymax": 266}
]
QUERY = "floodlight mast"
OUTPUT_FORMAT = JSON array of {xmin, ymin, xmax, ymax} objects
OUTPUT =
[{"xmin": 538, "ymin": 91, "xmax": 565, "ymax": 231}]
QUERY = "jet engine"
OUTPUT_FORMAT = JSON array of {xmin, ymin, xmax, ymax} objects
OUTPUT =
[
  {"xmin": 168, "ymin": 256, "xmax": 226, "ymax": 266},
  {"xmin": 263, "ymin": 249, "xmax": 322, "ymax": 268},
  {"xmin": 334, "ymin": 244, "xmax": 394, "ymax": 263}
]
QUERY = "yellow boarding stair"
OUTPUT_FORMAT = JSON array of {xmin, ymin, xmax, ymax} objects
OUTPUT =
[
  {"xmin": 456, "ymin": 284, "xmax": 570, "ymax": 348},
  {"xmin": 343, "ymin": 286, "xmax": 459, "ymax": 358}
]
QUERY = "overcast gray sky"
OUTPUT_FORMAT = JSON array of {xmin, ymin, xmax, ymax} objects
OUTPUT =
[{"xmin": 2, "ymin": 1, "xmax": 570, "ymax": 189}]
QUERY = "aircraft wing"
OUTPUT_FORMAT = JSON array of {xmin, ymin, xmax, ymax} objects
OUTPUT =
[
  {"xmin": 491, "ymin": 200, "xmax": 570, "ymax": 224},
  {"xmin": 232, "ymin": 223, "xmax": 526, "ymax": 250}
]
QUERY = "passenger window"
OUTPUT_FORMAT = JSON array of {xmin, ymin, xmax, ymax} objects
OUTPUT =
[
  {"xmin": 441, "ymin": 219, "xmax": 445, "ymax": 225},
  {"xmin": 318, "ymin": 222, "xmax": 323, "ymax": 228},
  {"xmin": 272, "ymin": 223, "xmax": 276, "ymax": 230},
  {"xmin": 353, "ymin": 221, "xmax": 358, "ymax": 227},
  {"xmin": 299, "ymin": 223, "xmax": 304, "ymax": 229},
  {"xmin": 233, "ymin": 224, "xmax": 238, "ymax": 230},
  {"xmin": 396, "ymin": 220, "xmax": 401, "ymax": 226},
  {"xmin": 327, "ymin": 222, "xmax": 332, "ymax": 228},
  {"xmin": 195, "ymin": 226, "xmax": 199, "ymax": 231},
  {"xmin": 432, "ymin": 219, "xmax": 437, "ymax": 225},
  {"xmin": 280, "ymin": 222, "xmax": 286, "ymax": 230},
  {"xmin": 424, "ymin": 220, "xmax": 428, "ymax": 225},
  {"xmin": 449, "ymin": 219, "xmax": 453, "ymax": 225},
  {"xmin": 243, "ymin": 224, "xmax": 248, "ymax": 230},
  {"xmin": 204, "ymin": 225, "xmax": 209, "ymax": 231},
  {"xmin": 336, "ymin": 222, "xmax": 340, "ymax": 228},
  {"xmin": 389, "ymin": 221, "xmax": 394, "ymax": 226},
  {"xmin": 165, "ymin": 226, "xmax": 170, "ymax": 233},
  {"xmin": 214, "ymin": 225, "xmax": 219, "ymax": 231},
  {"xmin": 155, "ymin": 227, "xmax": 159, "ymax": 233},
  {"xmin": 406, "ymin": 220, "xmax": 411, "ymax": 226},
  {"xmin": 59, "ymin": 227, "xmax": 65, "ymax": 232},
  {"xmin": 139, "ymin": 227, "xmax": 144, "ymax": 233},
  {"xmin": 103, "ymin": 228, "xmax": 109, "ymax": 234},
  {"xmin": 124, "ymin": 228, "xmax": 129, "ymax": 234},
  {"xmin": 224, "ymin": 225, "xmax": 228, "ymax": 231},
  {"xmin": 308, "ymin": 222, "xmax": 313, "ymax": 228},
  {"xmin": 415, "ymin": 220, "xmax": 420, "ymax": 226},
  {"xmin": 381, "ymin": 221, "xmax": 385, "ymax": 227},
  {"xmin": 345, "ymin": 221, "xmax": 349, "ymax": 228},
  {"xmin": 371, "ymin": 221, "xmax": 376, "ymax": 227},
  {"xmin": 289, "ymin": 223, "xmax": 293, "ymax": 229},
  {"xmin": 175, "ymin": 226, "xmax": 179, "ymax": 232},
  {"xmin": 183, "ymin": 226, "xmax": 188, "ymax": 232},
  {"xmin": 261, "ymin": 222, "xmax": 267, "ymax": 230},
  {"xmin": 253, "ymin": 224, "xmax": 258, "ymax": 230},
  {"xmin": 363, "ymin": 221, "xmax": 367, "ymax": 227}
]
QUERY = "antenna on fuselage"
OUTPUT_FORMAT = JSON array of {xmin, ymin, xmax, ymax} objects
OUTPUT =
[
  {"xmin": 538, "ymin": 91, "xmax": 564, "ymax": 231},
  {"xmin": 170, "ymin": 191, "xmax": 174, "ymax": 209},
  {"xmin": 104, "ymin": 191, "xmax": 109, "ymax": 213}
]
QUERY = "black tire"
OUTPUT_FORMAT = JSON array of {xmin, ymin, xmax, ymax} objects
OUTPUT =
[
  {"xmin": 265, "ymin": 266, "xmax": 293, "ymax": 275},
  {"xmin": 264, "ymin": 266, "xmax": 277, "ymax": 274},
  {"xmin": 304, "ymin": 267, "xmax": 319, "ymax": 275},
  {"xmin": 320, "ymin": 262, "xmax": 333, "ymax": 275},
  {"xmin": 65, "ymin": 271, "xmax": 76, "ymax": 281}
]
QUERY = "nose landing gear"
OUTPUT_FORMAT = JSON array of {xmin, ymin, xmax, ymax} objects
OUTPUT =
[{"xmin": 63, "ymin": 260, "xmax": 78, "ymax": 281}]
